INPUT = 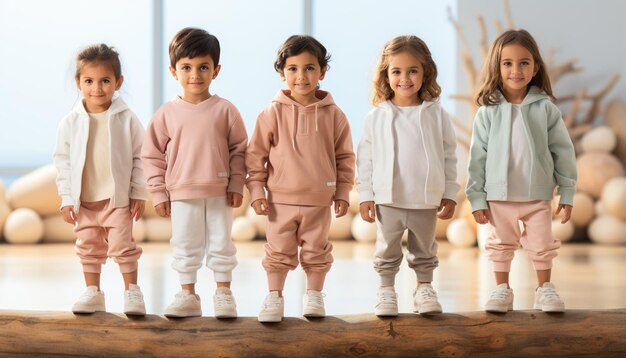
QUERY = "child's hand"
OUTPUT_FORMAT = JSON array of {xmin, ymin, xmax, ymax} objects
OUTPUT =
[
  {"xmin": 437, "ymin": 199, "xmax": 456, "ymax": 220},
  {"xmin": 155, "ymin": 201, "xmax": 171, "ymax": 217},
  {"xmin": 334, "ymin": 199, "xmax": 349, "ymax": 218},
  {"xmin": 227, "ymin": 192, "xmax": 243, "ymax": 208},
  {"xmin": 130, "ymin": 199, "xmax": 145, "ymax": 221},
  {"xmin": 472, "ymin": 209, "xmax": 490, "ymax": 224},
  {"xmin": 60, "ymin": 206, "xmax": 77, "ymax": 225},
  {"xmin": 359, "ymin": 201, "xmax": 376, "ymax": 223},
  {"xmin": 555, "ymin": 204, "xmax": 573, "ymax": 224},
  {"xmin": 251, "ymin": 199, "xmax": 269, "ymax": 216}
]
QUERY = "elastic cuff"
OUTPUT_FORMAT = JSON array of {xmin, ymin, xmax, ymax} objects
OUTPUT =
[
  {"xmin": 82, "ymin": 264, "xmax": 102, "ymax": 274},
  {"xmin": 532, "ymin": 261, "xmax": 553, "ymax": 271},
  {"xmin": 492, "ymin": 261, "xmax": 512, "ymax": 272},
  {"xmin": 416, "ymin": 271, "xmax": 434, "ymax": 283},
  {"xmin": 305, "ymin": 270, "xmax": 328, "ymax": 291},
  {"xmin": 214, "ymin": 271, "xmax": 232, "ymax": 282},
  {"xmin": 179, "ymin": 271, "xmax": 198, "ymax": 285},
  {"xmin": 118, "ymin": 262, "xmax": 138, "ymax": 274},
  {"xmin": 267, "ymin": 270, "xmax": 288, "ymax": 291}
]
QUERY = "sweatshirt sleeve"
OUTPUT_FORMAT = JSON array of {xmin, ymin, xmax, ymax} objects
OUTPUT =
[
  {"xmin": 129, "ymin": 115, "xmax": 147, "ymax": 200},
  {"xmin": 52, "ymin": 117, "xmax": 74, "ymax": 208},
  {"xmin": 334, "ymin": 111, "xmax": 356, "ymax": 203},
  {"xmin": 245, "ymin": 109, "xmax": 274, "ymax": 203},
  {"xmin": 546, "ymin": 103, "xmax": 577, "ymax": 206},
  {"xmin": 227, "ymin": 108, "xmax": 248, "ymax": 195},
  {"xmin": 441, "ymin": 109, "xmax": 460, "ymax": 202},
  {"xmin": 141, "ymin": 111, "xmax": 170, "ymax": 206},
  {"xmin": 465, "ymin": 107, "xmax": 490, "ymax": 212},
  {"xmin": 356, "ymin": 114, "xmax": 374, "ymax": 203}
]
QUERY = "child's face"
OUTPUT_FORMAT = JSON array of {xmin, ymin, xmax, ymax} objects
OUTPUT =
[
  {"xmin": 76, "ymin": 63, "xmax": 123, "ymax": 113},
  {"xmin": 280, "ymin": 51, "xmax": 326, "ymax": 106},
  {"xmin": 499, "ymin": 43, "xmax": 538, "ymax": 102},
  {"xmin": 169, "ymin": 54, "xmax": 221, "ymax": 104},
  {"xmin": 387, "ymin": 51, "xmax": 424, "ymax": 106}
]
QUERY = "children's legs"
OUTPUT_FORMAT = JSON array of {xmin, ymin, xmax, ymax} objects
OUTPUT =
[
  {"xmin": 122, "ymin": 271, "xmax": 138, "ymax": 289},
  {"xmin": 405, "ymin": 209, "xmax": 438, "ymax": 284},
  {"xmin": 536, "ymin": 269, "xmax": 551, "ymax": 287},
  {"xmin": 264, "ymin": 203, "xmax": 300, "ymax": 294},
  {"xmin": 170, "ymin": 199, "xmax": 207, "ymax": 293},
  {"xmin": 373, "ymin": 205, "xmax": 407, "ymax": 288},
  {"xmin": 298, "ymin": 206, "xmax": 333, "ymax": 291},
  {"xmin": 83, "ymin": 272, "xmax": 101, "ymax": 289},
  {"xmin": 485, "ymin": 201, "xmax": 523, "ymax": 279},
  {"xmin": 101, "ymin": 202, "xmax": 142, "ymax": 290},
  {"xmin": 74, "ymin": 201, "xmax": 110, "ymax": 288},
  {"xmin": 495, "ymin": 271, "xmax": 510, "ymax": 286},
  {"xmin": 203, "ymin": 196, "xmax": 237, "ymax": 289}
]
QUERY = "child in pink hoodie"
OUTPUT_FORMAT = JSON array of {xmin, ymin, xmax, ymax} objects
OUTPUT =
[
  {"xmin": 246, "ymin": 35, "xmax": 356, "ymax": 322},
  {"xmin": 142, "ymin": 28, "xmax": 248, "ymax": 318}
]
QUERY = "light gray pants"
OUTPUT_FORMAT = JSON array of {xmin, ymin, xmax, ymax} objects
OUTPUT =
[{"xmin": 374, "ymin": 205, "xmax": 438, "ymax": 287}]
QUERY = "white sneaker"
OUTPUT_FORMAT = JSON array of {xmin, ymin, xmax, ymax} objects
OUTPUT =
[
  {"xmin": 413, "ymin": 283, "xmax": 442, "ymax": 315},
  {"xmin": 375, "ymin": 287, "xmax": 398, "ymax": 317},
  {"xmin": 485, "ymin": 283, "xmax": 514, "ymax": 313},
  {"xmin": 164, "ymin": 290, "xmax": 202, "ymax": 318},
  {"xmin": 124, "ymin": 284, "xmax": 146, "ymax": 316},
  {"xmin": 72, "ymin": 286, "xmax": 105, "ymax": 313},
  {"xmin": 534, "ymin": 282, "xmax": 565, "ymax": 312},
  {"xmin": 302, "ymin": 290, "xmax": 326, "ymax": 317},
  {"xmin": 258, "ymin": 291, "xmax": 284, "ymax": 322},
  {"xmin": 214, "ymin": 287, "xmax": 237, "ymax": 318}
]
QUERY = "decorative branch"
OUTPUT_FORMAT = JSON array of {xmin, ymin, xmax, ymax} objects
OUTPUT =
[{"xmin": 503, "ymin": 0, "xmax": 515, "ymax": 29}]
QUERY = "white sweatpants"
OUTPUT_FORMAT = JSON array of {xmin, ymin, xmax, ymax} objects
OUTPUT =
[{"xmin": 170, "ymin": 197, "xmax": 237, "ymax": 284}]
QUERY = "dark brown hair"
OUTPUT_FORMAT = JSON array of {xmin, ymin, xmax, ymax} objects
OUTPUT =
[
  {"xmin": 274, "ymin": 35, "xmax": 331, "ymax": 73},
  {"xmin": 169, "ymin": 27, "xmax": 220, "ymax": 68},
  {"xmin": 74, "ymin": 44, "xmax": 122, "ymax": 81}
]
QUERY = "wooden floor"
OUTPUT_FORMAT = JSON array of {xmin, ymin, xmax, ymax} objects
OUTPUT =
[{"xmin": 0, "ymin": 240, "xmax": 624, "ymax": 316}]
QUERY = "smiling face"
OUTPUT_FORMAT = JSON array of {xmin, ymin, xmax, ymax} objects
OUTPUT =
[
  {"xmin": 499, "ymin": 43, "xmax": 538, "ymax": 103},
  {"xmin": 170, "ymin": 54, "xmax": 221, "ymax": 104},
  {"xmin": 387, "ymin": 51, "xmax": 424, "ymax": 106},
  {"xmin": 280, "ymin": 51, "xmax": 326, "ymax": 106},
  {"xmin": 76, "ymin": 63, "xmax": 123, "ymax": 113}
]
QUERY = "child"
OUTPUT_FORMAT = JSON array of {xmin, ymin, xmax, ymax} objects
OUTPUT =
[
  {"xmin": 246, "ymin": 35, "xmax": 355, "ymax": 322},
  {"xmin": 142, "ymin": 27, "xmax": 248, "ymax": 318},
  {"xmin": 53, "ymin": 44, "xmax": 147, "ymax": 315},
  {"xmin": 357, "ymin": 35, "xmax": 459, "ymax": 317},
  {"xmin": 466, "ymin": 29, "xmax": 577, "ymax": 313}
]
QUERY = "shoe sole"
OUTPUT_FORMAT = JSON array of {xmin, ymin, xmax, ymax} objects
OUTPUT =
[
  {"xmin": 72, "ymin": 305, "xmax": 105, "ymax": 314},
  {"xmin": 125, "ymin": 310, "xmax": 146, "ymax": 316},
  {"xmin": 164, "ymin": 311, "xmax": 202, "ymax": 318},
  {"xmin": 534, "ymin": 303, "xmax": 565, "ymax": 312},
  {"xmin": 485, "ymin": 303, "xmax": 513, "ymax": 313},
  {"xmin": 215, "ymin": 312, "xmax": 238, "ymax": 319},
  {"xmin": 258, "ymin": 315, "xmax": 283, "ymax": 322},
  {"xmin": 414, "ymin": 303, "xmax": 442, "ymax": 315}
]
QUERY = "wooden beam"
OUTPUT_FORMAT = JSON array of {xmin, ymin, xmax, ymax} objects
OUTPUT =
[{"xmin": 1, "ymin": 310, "xmax": 624, "ymax": 357}]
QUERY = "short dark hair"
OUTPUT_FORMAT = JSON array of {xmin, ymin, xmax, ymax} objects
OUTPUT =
[
  {"xmin": 75, "ymin": 44, "xmax": 122, "ymax": 81},
  {"xmin": 168, "ymin": 27, "xmax": 220, "ymax": 68},
  {"xmin": 274, "ymin": 35, "xmax": 331, "ymax": 73}
]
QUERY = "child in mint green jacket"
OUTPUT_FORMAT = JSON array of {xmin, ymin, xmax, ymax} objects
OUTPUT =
[{"xmin": 466, "ymin": 29, "xmax": 576, "ymax": 314}]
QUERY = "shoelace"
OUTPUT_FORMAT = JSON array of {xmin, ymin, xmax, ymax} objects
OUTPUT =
[
  {"xmin": 418, "ymin": 287, "xmax": 438, "ymax": 301},
  {"xmin": 490, "ymin": 288, "xmax": 510, "ymax": 300},
  {"xmin": 305, "ymin": 293, "xmax": 325, "ymax": 307},
  {"xmin": 378, "ymin": 291, "xmax": 397, "ymax": 304},
  {"xmin": 172, "ymin": 292, "xmax": 193, "ymax": 304},
  {"xmin": 541, "ymin": 287, "xmax": 561, "ymax": 301},
  {"xmin": 215, "ymin": 294, "xmax": 234, "ymax": 306},
  {"xmin": 78, "ymin": 290, "xmax": 98, "ymax": 301},
  {"xmin": 263, "ymin": 296, "xmax": 282, "ymax": 310},
  {"xmin": 126, "ymin": 290, "xmax": 143, "ymax": 302}
]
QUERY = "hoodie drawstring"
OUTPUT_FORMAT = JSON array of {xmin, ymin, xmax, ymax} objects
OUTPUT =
[
  {"xmin": 291, "ymin": 104, "xmax": 297, "ymax": 151},
  {"xmin": 315, "ymin": 104, "xmax": 318, "ymax": 132}
]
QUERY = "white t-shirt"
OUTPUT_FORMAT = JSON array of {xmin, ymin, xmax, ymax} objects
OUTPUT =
[
  {"xmin": 507, "ymin": 104, "xmax": 531, "ymax": 200},
  {"xmin": 81, "ymin": 110, "xmax": 114, "ymax": 202},
  {"xmin": 387, "ymin": 104, "xmax": 437, "ymax": 209}
]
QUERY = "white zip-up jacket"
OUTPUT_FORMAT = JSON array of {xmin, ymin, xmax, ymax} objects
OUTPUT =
[
  {"xmin": 357, "ymin": 100, "xmax": 459, "ymax": 206},
  {"xmin": 53, "ymin": 97, "xmax": 147, "ymax": 212}
]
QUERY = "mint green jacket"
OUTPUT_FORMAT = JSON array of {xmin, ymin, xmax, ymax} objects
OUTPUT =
[{"xmin": 466, "ymin": 87, "xmax": 577, "ymax": 212}]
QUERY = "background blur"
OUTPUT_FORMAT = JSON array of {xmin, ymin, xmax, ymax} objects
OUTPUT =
[{"xmin": 1, "ymin": 0, "xmax": 624, "ymax": 182}]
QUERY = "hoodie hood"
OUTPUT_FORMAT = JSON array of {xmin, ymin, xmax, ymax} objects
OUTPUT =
[
  {"xmin": 272, "ymin": 89, "xmax": 337, "ymax": 150},
  {"xmin": 72, "ymin": 95, "xmax": 129, "ymax": 117},
  {"xmin": 494, "ymin": 86, "xmax": 550, "ymax": 106}
]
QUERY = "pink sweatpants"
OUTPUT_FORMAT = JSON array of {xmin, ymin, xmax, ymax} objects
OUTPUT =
[
  {"xmin": 74, "ymin": 200, "xmax": 142, "ymax": 274},
  {"xmin": 486, "ymin": 200, "xmax": 560, "ymax": 272},
  {"xmin": 263, "ymin": 203, "xmax": 333, "ymax": 291}
]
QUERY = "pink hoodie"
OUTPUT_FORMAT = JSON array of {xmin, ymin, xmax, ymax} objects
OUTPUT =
[
  {"xmin": 246, "ymin": 90, "xmax": 355, "ymax": 206},
  {"xmin": 142, "ymin": 95, "xmax": 248, "ymax": 205}
]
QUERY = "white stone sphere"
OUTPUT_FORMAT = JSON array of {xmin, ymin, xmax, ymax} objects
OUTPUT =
[
  {"xmin": 570, "ymin": 192, "xmax": 596, "ymax": 228},
  {"xmin": 144, "ymin": 217, "xmax": 172, "ymax": 242},
  {"xmin": 6, "ymin": 165, "xmax": 61, "ymax": 216},
  {"xmin": 588, "ymin": 216, "xmax": 626, "ymax": 245},
  {"xmin": 246, "ymin": 206, "xmax": 267, "ymax": 236},
  {"xmin": 435, "ymin": 218, "xmax": 452, "ymax": 239},
  {"xmin": 576, "ymin": 153, "xmax": 625, "ymax": 198},
  {"xmin": 601, "ymin": 177, "xmax": 626, "ymax": 220},
  {"xmin": 3, "ymin": 208, "xmax": 44, "ymax": 244},
  {"xmin": 0, "ymin": 180, "xmax": 5, "ymax": 203},
  {"xmin": 328, "ymin": 213, "xmax": 352, "ymax": 240},
  {"xmin": 0, "ymin": 202, "xmax": 11, "ymax": 237},
  {"xmin": 580, "ymin": 126, "xmax": 617, "ymax": 153},
  {"xmin": 42, "ymin": 215, "xmax": 75, "ymax": 243},
  {"xmin": 348, "ymin": 190, "xmax": 361, "ymax": 215},
  {"xmin": 351, "ymin": 216, "xmax": 377, "ymax": 243},
  {"xmin": 595, "ymin": 200, "xmax": 609, "ymax": 217},
  {"xmin": 459, "ymin": 199, "xmax": 477, "ymax": 232},
  {"xmin": 231, "ymin": 216, "xmax": 257, "ymax": 242},
  {"xmin": 446, "ymin": 218, "xmax": 477, "ymax": 248},
  {"xmin": 551, "ymin": 219, "xmax": 575, "ymax": 242},
  {"xmin": 132, "ymin": 218, "xmax": 147, "ymax": 242}
]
